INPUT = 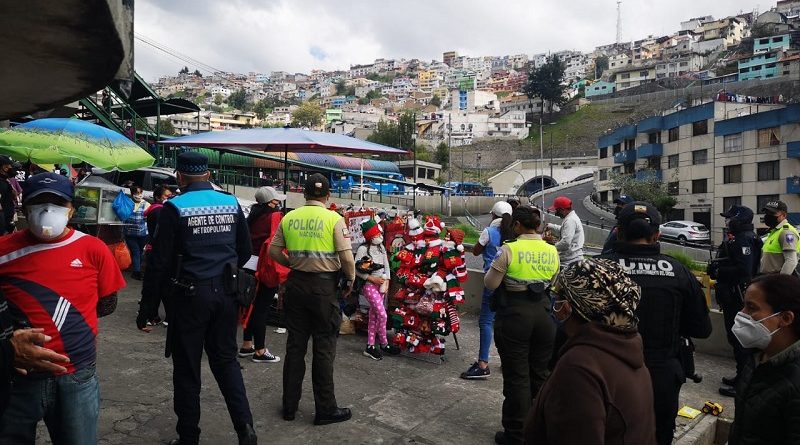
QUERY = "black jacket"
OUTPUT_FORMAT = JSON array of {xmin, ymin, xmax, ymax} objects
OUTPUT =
[
  {"xmin": 600, "ymin": 243, "xmax": 712, "ymax": 363},
  {"xmin": 0, "ymin": 290, "xmax": 14, "ymax": 416},
  {"xmin": 714, "ymin": 230, "xmax": 762, "ymax": 286},
  {"xmin": 729, "ymin": 340, "xmax": 800, "ymax": 445}
]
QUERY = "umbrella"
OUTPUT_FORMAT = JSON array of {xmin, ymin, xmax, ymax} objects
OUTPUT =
[
  {"xmin": 0, "ymin": 118, "xmax": 155, "ymax": 171},
  {"xmin": 160, "ymin": 127, "xmax": 408, "ymax": 196}
]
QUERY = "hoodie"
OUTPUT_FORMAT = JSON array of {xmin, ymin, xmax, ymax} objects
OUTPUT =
[{"xmin": 524, "ymin": 322, "xmax": 657, "ymax": 445}]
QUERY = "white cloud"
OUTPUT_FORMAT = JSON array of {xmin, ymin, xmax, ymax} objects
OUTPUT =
[{"xmin": 135, "ymin": 0, "xmax": 761, "ymax": 81}]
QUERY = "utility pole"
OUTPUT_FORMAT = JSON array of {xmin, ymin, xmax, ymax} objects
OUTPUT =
[
  {"xmin": 616, "ymin": 1, "xmax": 623, "ymax": 45},
  {"xmin": 540, "ymin": 98, "xmax": 545, "ymax": 215}
]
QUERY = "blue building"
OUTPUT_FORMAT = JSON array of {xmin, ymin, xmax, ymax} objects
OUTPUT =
[{"xmin": 585, "ymin": 81, "xmax": 616, "ymax": 98}]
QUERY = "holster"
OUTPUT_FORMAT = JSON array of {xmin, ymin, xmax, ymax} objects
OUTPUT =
[{"xmin": 224, "ymin": 262, "xmax": 257, "ymax": 307}]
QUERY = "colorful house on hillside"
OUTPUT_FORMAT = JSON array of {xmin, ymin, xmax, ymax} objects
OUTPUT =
[{"xmin": 585, "ymin": 80, "xmax": 616, "ymax": 98}]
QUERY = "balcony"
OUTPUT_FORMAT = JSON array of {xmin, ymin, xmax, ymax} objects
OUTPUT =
[
  {"xmin": 636, "ymin": 143, "xmax": 663, "ymax": 159},
  {"xmin": 788, "ymin": 176, "xmax": 800, "ymax": 194},
  {"xmin": 613, "ymin": 149, "xmax": 637, "ymax": 164},
  {"xmin": 636, "ymin": 170, "xmax": 663, "ymax": 181},
  {"xmin": 788, "ymin": 141, "xmax": 800, "ymax": 158}
]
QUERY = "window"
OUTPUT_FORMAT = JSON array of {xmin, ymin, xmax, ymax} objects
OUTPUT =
[
  {"xmin": 668, "ymin": 182, "xmax": 680, "ymax": 195},
  {"xmin": 692, "ymin": 179, "xmax": 708, "ymax": 194},
  {"xmin": 612, "ymin": 143, "xmax": 621, "ymax": 154},
  {"xmin": 668, "ymin": 154, "xmax": 679, "ymax": 169},
  {"xmin": 611, "ymin": 166, "xmax": 621, "ymax": 174},
  {"xmin": 757, "ymin": 194, "xmax": 780, "ymax": 212},
  {"xmin": 692, "ymin": 120, "xmax": 708, "ymax": 136},
  {"xmin": 599, "ymin": 169, "xmax": 608, "ymax": 181},
  {"xmin": 599, "ymin": 147, "xmax": 608, "ymax": 158},
  {"xmin": 648, "ymin": 132, "xmax": 661, "ymax": 143},
  {"xmin": 599, "ymin": 191, "xmax": 608, "ymax": 202},
  {"xmin": 624, "ymin": 139, "xmax": 636, "ymax": 150},
  {"xmin": 723, "ymin": 196, "xmax": 742, "ymax": 211},
  {"xmin": 624, "ymin": 163, "xmax": 635, "ymax": 174},
  {"xmin": 621, "ymin": 73, "xmax": 630, "ymax": 79},
  {"xmin": 639, "ymin": 71, "xmax": 649, "ymax": 77},
  {"xmin": 692, "ymin": 149, "xmax": 708, "ymax": 165},
  {"xmin": 757, "ymin": 161, "xmax": 780, "ymax": 181},
  {"xmin": 680, "ymin": 61, "xmax": 689, "ymax": 67},
  {"xmin": 758, "ymin": 127, "xmax": 781, "ymax": 147},
  {"xmin": 723, "ymin": 133, "xmax": 743, "ymax": 152},
  {"xmin": 773, "ymin": 37, "xmax": 782, "ymax": 43},
  {"xmin": 760, "ymin": 38, "xmax": 770, "ymax": 44},
  {"xmin": 723, "ymin": 165, "xmax": 742, "ymax": 183},
  {"xmin": 668, "ymin": 126, "xmax": 679, "ymax": 142}
]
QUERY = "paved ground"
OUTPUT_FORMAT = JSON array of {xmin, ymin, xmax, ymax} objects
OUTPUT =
[{"xmin": 30, "ymin": 278, "xmax": 736, "ymax": 444}]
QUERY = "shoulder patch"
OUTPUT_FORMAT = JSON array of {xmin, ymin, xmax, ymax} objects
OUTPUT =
[
  {"xmin": 342, "ymin": 228, "xmax": 351, "ymax": 239},
  {"xmin": 785, "ymin": 233, "xmax": 796, "ymax": 244},
  {"xmin": 741, "ymin": 246, "xmax": 751, "ymax": 255}
]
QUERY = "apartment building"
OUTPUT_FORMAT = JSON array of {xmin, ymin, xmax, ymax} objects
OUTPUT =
[
  {"xmin": 595, "ymin": 101, "xmax": 800, "ymax": 235},
  {"xmin": 613, "ymin": 65, "xmax": 656, "ymax": 91},
  {"xmin": 147, "ymin": 112, "xmax": 210, "ymax": 136},
  {"xmin": 656, "ymin": 53, "xmax": 706, "ymax": 78}
]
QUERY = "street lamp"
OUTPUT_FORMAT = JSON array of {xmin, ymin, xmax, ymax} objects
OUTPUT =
[{"xmin": 412, "ymin": 126, "xmax": 418, "ymax": 211}]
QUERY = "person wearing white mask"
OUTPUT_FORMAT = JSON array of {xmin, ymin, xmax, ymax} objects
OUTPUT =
[
  {"xmin": 0, "ymin": 172, "xmax": 125, "ymax": 444},
  {"xmin": 123, "ymin": 185, "xmax": 150, "ymax": 280},
  {"xmin": 728, "ymin": 274, "xmax": 800, "ymax": 445},
  {"xmin": 355, "ymin": 218, "xmax": 398, "ymax": 360}
]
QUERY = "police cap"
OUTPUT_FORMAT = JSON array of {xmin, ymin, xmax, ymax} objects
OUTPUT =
[
  {"xmin": 304, "ymin": 173, "xmax": 330, "ymax": 198},
  {"xmin": 176, "ymin": 152, "xmax": 209, "ymax": 175},
  {"xmin": 617, "ymin": 201, "xmax": 662, "ymax": 228}
]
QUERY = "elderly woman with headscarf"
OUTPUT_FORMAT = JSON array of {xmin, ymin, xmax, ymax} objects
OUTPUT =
[{"xmin": 524, "ymin": 258, "xmax": 657, "ymax": 445}]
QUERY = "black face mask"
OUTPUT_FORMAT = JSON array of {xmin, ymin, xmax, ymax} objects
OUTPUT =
[
  {"xmin": 764, "ymin": 214, "xmax": 779, "ymax": 228},
  {"xmin": 613, "ymin": 206, "xmax": 622, "ymax": 217}
]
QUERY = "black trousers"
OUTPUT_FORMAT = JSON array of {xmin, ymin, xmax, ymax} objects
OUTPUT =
[
  {"xmin": 171, "ymin": 280, "xmax": 253, "ymax": 444},
  {"xmin": 243, "ymin": 283, "xmax": 277, "ymax": 350},
  {"xmin": 647, "ymin": 358, "xmax": 684, "ymax": 445},
  {"xmin": 716, "ymin": 284, "xmax": 748, "ymax": 379},
  {"xmin": 493, "ymin": 296, "xmax": 555, "ymax": 444},
  {"xmin": 282, "ymin": 272, "xmax": 341, "ymax": 414},
  {"xmin": 142, "ymin": 251, "xmax": 171, "ymax": 321}
]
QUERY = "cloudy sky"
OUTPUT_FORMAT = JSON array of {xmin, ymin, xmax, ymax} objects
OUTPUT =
[{"xmin": 135, "ymin": 0, "xmax": 762, "ymax": 81}]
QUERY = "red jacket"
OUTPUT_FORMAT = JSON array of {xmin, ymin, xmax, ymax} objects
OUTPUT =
[{"xmin": 255, "ymin": 211, "xmax": 289, "ymax": 288}]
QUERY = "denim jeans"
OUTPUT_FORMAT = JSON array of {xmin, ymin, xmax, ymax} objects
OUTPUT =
[
  {"xmin": 478, "ymin": 287, "xmax": 496, "ymax": 363},
  {"xmin": 125, "ymin": 235, "xmax": 148, "ymax": 273},
  {"xmin": 0, "ymin": 366, "xmax": 100, "ymax": 445}
]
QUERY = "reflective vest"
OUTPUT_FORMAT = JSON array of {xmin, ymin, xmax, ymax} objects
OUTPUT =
[
  {"xmin": 505, "ymin": 238, "xmax": 560, "ymax": 282},
  {"xmin": 281, "ymin": 205, "xmax": 341, "ymax": 260},
  {"xmin": 763, "ymin": 221, "xmax": 800, "ymax": 254},
  {"xmin": 482, "ymin": 226, "xmax": 502, "ymax": 272}
]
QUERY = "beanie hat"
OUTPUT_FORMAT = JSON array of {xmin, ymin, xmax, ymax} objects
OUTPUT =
[
  {"xmin": 408, "ymin": 217, "xmax": 423, "ymax": 237},
  {"xmin": 423, "ymin": 215, "xmax": 444, "ymax": 235},
  {"xmin": 361, "ymin": 218, "xmax": 383, "ymax": 240}
]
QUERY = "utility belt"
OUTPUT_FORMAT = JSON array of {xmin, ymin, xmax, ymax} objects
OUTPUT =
[
  {"xmin": 289, "ymin": 270, "xmax": 339, "ymax": 281},
  {"xmin": 491, "ymin": 281, "xmax": 546, "ymax": 311}
]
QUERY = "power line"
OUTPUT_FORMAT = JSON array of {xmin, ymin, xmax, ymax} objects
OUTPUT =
[{"xmin": 134, "ymin": 33, "xmax": 227, "ymax": 74}]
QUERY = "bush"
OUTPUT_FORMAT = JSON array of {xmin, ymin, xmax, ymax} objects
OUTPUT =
[{"xmin": 664, "ymin": 251, "xmax": 707, "ymax": 273}]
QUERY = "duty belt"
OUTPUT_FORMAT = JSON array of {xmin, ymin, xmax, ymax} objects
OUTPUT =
[{"xmin": 289, "ymin": 270, "xmax": 339, "ymax": 280}]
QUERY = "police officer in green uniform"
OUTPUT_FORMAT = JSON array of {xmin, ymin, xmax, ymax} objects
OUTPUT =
[
  {"xmin": 484, "ymin": 205, "xmax": 560, "ymax": 445},
  {"xmin": 759, "ymin": 200, "xmax": 799, "ymax": 276},
  {"xmin": 269, "ymin": 173, "xmax": 356, "ymax": 425},
  {"xmin": 145, "ymin": 152, "xmax": 256, "ymax": 445}
]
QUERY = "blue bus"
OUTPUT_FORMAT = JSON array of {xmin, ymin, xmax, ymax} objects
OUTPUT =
[
  {"xmin": 444, "ymin": 181, "xmax": 490, "ymax": 196},
  {"xmin": 329, "ymin": 170, "xmax": 407, "ymax": 195}
]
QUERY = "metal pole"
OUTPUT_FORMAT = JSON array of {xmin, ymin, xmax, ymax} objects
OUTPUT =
[
  {"xmin": 550, "ymin": 130, "xmax": 554, "ymax": 179},
  {"xmin": 447, "ymin": 113, "xmax": 452, "ymax": 217},
  {"xmin": 359, "ymin": 156, "xmax": 364, "ymax": 209},
  {"xmin": 539, "ymin": 110, "xmax": 545, "ymax": 214},
  {"xmin": 412, "ymin": 112, "xmax": 417, "ymax": 211}
]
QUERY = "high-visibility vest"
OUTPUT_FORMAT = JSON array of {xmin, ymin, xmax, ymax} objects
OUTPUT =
[
  {"xmin": 280, "ymin": 205, "xmax": 341, "ymax": 260},
  {"xmin": 763, "ymin": 221, "xmax": 800, "ymax": 254},
  {"xmin": 505, "ymin": 238, "xmax": 560, "ymax": 282}
]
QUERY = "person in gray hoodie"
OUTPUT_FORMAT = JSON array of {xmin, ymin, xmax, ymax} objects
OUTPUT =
[{"xmin": 547, "ymin": 196, "xmax": 584, "ymax": 268}]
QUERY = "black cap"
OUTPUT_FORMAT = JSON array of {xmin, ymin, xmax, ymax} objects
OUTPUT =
[
  {"xmin": 22, "ymin": 172, "xmax": 74, "ymax": 204},
  {"xmin": 0, "ymin": 155, "xmax": 12, "ymax": 166},
  {"xmin": 176, "ymin": 152, "xmax": 209, "ymax": 174},
  {"xmin": 720, "ymin": 205, "xmax": 754, "ymax": 223},
  {"xmin": 761, "ymin": 200, "xmax": 788, "ymax": 214},
  {"xmin": 304, "ymin": 173, "xmax": 330, "ymax": 198},
  {"xmin": 613, "ymin": 194, "xmax": 634, "ymax": 205},
  {"xmin": 617, "ymin": 201, "xmax": 662, "ymax": 228}
]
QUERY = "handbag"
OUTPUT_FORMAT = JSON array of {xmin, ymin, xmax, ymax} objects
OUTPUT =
[
  {"xmin": 111, "ymin": 191, "xmax": 134, "ymax": 221},
  {"xmin": 224, "ymin": 263, "xmax": 258, "ymax": 307}
]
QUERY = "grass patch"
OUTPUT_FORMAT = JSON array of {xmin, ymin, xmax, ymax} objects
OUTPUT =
[
  {"xmin": 664, "ymin": 251, "xmax": 707, "ymax": 273},
  {"xmin": 452, "ymin": 223, "xmax": 480, "ymax": 245}
]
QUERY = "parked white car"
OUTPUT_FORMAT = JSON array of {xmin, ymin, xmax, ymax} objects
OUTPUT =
[
  {"xmin": 659, "ymin": 220, "xmax": 710, "ymax": 245},
  {"xmin": 350, "ymin": 184, "xmax": 379, "ymax": 195}
]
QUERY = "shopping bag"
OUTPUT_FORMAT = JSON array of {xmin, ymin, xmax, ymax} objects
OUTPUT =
[
  {"xmin": 112, "ymin": 191, "xmax": 134, "ymax": 221},
  {"xmin": 111, "ymin": 242, "xmax": 131, "ymax": 270}
]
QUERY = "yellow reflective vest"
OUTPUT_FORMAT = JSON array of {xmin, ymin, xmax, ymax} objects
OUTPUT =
[
  {"xmin": 506, "ymin": 238, "xmax": 560, "ymax": 282},
  {"xmin": 280, "ymin": 205, "xmax": 341, "ymax": 260}
]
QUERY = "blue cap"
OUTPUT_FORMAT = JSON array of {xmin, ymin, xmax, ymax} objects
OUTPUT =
[
  {"xmin": 176, "ymin": 152, "xmax": 209, "ymax": 174},
  {"xmin": 22, "ymin": 172, "xmax": 74, "ymax": 204},
  {"xmin": 720, "ymin": 205, "xmax": 754, "ymax": 223},
  {"xmin": 613, "ymin": 194, "xmax": 635, "ymax": 205}
]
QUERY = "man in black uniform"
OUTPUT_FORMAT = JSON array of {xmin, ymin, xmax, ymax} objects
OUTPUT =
[
  {"xmin": 711, "ymin": 205, "xmax": 761, "ymax": 398},
  {"xmin": 600, "ymin": 202, "xmax": 712, "ymax": 445},
  {"xmin": 600, "ymin": 194, "xmax": 634, "ymax": 254},
  {"xmin": 144, "ymin": 152, "xmax": 256, "ymax": 445},
  {"xmin": 0, "ymin": 156, "xmax": 16, "ymax": 235}
]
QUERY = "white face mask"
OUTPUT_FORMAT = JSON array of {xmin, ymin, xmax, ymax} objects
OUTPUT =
[
  {"xmin": 371, "ymin": 235, "xmax": 384, "ymax": 245},
  {"xmin": 732, "ymin": 311, "xmax": 782, "ymax": 350},
  {"xmin": 27, "ymin": 204, "xmax": 71, "ymax": 240}
]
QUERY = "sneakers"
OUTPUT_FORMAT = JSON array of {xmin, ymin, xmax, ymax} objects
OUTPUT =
[
  {"xmin": 238, "ymin": 347, "xmax": 255, "ymax": 358},
  {"xmin": 252, "ymin": 351, "xmax": 281, "ymax": 363},
  {"xmin": 380, "ymin": 344, "xmax": 401, "ymax": 356},
  {"xmin": 460, "ymin": 362, "xmax": 491, "ymax": 379},
  {"xmin": 363, "ymin": 345, "xmax": 382, "ymax": 361}
]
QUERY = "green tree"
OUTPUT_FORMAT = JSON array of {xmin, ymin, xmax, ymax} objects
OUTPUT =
[
  {"xmin": 213, "ymin": 94, "xmax": 223, "ymax": 106},
  {"xmin": 430, "ymin": 94, "xmax": 441, "ymax": 107},
  {"xmin": 157, "ymin": 120, "xmax": 176, "ymax": 136},
  {"xmin": 610, "ymin": 169, "xmax": 678, "ymax": 217},
  {"xmin": 415, "ymin": 147, "xmax": 431, "ymax": 162},
  {"xmin": 593, "ymin": 55, "xmax": 609, "ymax": 79},
  {"xmin": 193, "ymin": 69, "xmax": 202, "ymax": 77},
  {"xmin": 228, "ymin": 88, "xmax": 248, "ymax": 110},
  {"xmin": 524, "ymin": 54, "xmax": 567, "ymax": 121},
  {"xmin": 253, "ymin": 100, "xmax": 269, "ymax": 120},
  {"xmin": 398, "ymin": 111, "xmax": 416, "ymax": 151},
  {"xmin": 335, "ymin": 80, "xmax": 347, "ymax": 96},
  {"xmin": 179, "ymin": 66, "xmax": 189, "ymax": 75},
  {"xmin": 435, "ymin": 142, "xmax": 449, "ymax": 168},
  {"xmin": 291, "ymin": 101, "xmax": 324, "ymax": 128},
  {"xmin": 358, "ymin": 97, "xmax": 370, "ymax": 105},
  {"xmin": 367, "ymin": 119, "xmax": 400, "ymax": 148}
]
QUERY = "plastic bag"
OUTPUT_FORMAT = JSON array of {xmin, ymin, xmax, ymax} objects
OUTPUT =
[
  {"xmin": 111, "ymin": 242, "xmax": 131, "ymax": 270},
  {"xmin": 112, "ymin": 191, "xmax": 134, "ymax": 221}
]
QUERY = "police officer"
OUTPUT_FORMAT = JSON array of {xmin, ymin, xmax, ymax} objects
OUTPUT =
[
  {"xmin": 600, "ymin": 202, "xmax": 712, "ymax": 445},
  {"xmin": 759, "ymin": 200, "xmax": 799, "ymax": 276},
  {"xmin": 601, "ymin": 194, "xmax": 634, "ymax": 254},
  {"xmin": 269, "ymin": 173, "xmax": 356, "ymax": 425},
  {"xmin": 484, "ymin": 205, "xmax": 560, "ymax": 445},
  {"xmin": 712, "ymin": 205, "xmax": 761, "ymax": 398},
  {"xmin": 145, "ymin": 152, "xmax": 256, "ymax": 445}
]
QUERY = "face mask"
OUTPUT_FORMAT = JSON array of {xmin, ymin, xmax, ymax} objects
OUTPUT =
[
  {"xmin": 763, "ymin": 214, "xmax": 779, "ymax": 228},
  {"xmin": 371, "ymin": 235, "xmax": 384, "ymax": 245},
  {"xmin": 133, "ymin": 194, "xmax": 143, "ymax": 202},
  {"xmin": 613, "ymin": 206, "xmax": 622, "ymax": 217},
  {"xmin": 27, "ymin": 204, "xmax": 70, "ymax": 240},
  {"xmin": 732, "ymin": 311, "xmax": 782, "ymax": 350}
]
